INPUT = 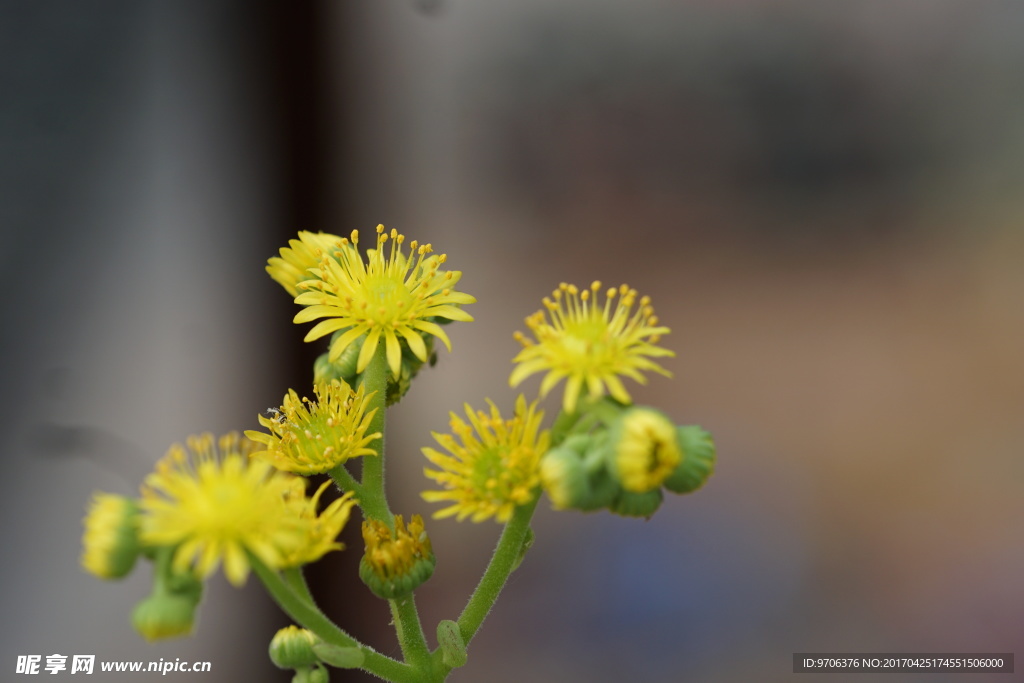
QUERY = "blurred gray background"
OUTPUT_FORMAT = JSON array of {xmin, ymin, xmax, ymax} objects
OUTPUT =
[{"xmin": 2, "ymin": 1, "xmax": 1022, "ymax": 682}]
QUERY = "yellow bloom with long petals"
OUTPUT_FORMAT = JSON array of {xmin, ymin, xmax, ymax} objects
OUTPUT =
[
  {"xmin": 292, "ymin": 225, "xmax": 476, "ymax": 380},
  {"xmin": 511, "ymin": 281, "xmax": 674, "ymax": 413},
  {"xmin": 245, "ymin": 380, "xmax": 381, "ymax": 475},
  {"xmin": 267, "ymin": 231, "xmax": 348, "ymax": 298},
  {"xmin": 139, "ymin": 433, "xmax": 349, "ymax": 587},
  {"xmin": 422, "ymin": 395, "xmax": 549, "ymax": 523},
  {"xmin": 282, "ymin": 480, "xmax": 357, "ymax": 567}
]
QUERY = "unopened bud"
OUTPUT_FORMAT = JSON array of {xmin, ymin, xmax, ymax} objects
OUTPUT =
[
  {"xmin": 664, "ymin": 426, "xmax": 716, "ymax": 494},
  {"xmin": 131, "ymin": 593, "xmax": 197, "ymax": 641},
  {"xmin": 359, "ymin": 515, "xmax": 436, "ymax": 599},
  {"xmin": 606, "ymin": 408, "xmax": 681, "ymax": 493},
  {"xmin": 81, "ymin": 493, "xmax": 141, "ymax": 579},
  {"xmin": 269, "ymin": 625, "xmax": 321, "ymax": 669}
]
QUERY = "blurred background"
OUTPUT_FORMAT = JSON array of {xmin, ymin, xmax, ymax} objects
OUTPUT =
[{"xmin": 2, "ymin": 1, "xmax": 1022, "ymax": 681}]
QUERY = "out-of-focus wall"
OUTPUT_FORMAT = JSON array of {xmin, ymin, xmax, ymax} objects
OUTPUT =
[
  {"xmin": 2, "ymin": 3, "xmax": 291, "ymax": 681},
  {"xmin": 327, "ymin": 1, "xmax": 1024, "ymax": 682}
]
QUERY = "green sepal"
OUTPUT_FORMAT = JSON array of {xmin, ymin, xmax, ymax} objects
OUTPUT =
[
  {"xmin": 610, "ymin": 487, "xmax": 663, "ymax": 519},
  {"xmin": 580, "ymin": 468, "xmax": 621, "ymax": 512},
  {"xmin": 326, "ymin": 330, "xmax": 435, "ymax": 406},
  {"xmin": 293, "ymin": 663, "xmax": 330, "ymax": 683},
  {"xmin": 165, "ymin": 568, "xmax": 203, "ymax": 603},
  {"xmin": 664, "ymin": 426, "xmax": 716, "ymax": 494},
  {"xmin": 312, "ymin": 643, "xmax": 364, "ymax": 669},
  {"xmin": 358, "ymin": 553, "xmax": 436, "ymax": 600},
  {"xmin": 436, "ymin": 620, "xmax": 468, "ymax": 668}
]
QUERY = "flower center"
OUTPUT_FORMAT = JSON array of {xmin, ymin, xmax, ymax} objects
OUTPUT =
[{"xmin": 363, "ymin": 274, "xmax": 415, "ymax": 324}]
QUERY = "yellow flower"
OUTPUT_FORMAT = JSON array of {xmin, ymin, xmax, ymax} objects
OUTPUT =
[
  {"xmin": 245, "ymin": 380, "xmax": 381, "ymax": 475},
  {"xmin": 138, "ymin": 433, "xmax": 349, "ymax": 587},
  {"xmin": 267, "ymin": 231, "xmax": 347, "ymax": 298},
  {"xmin": 81, "ymin": 493, "xmax": 140, "ymax": 579},
  {"xmin": 282, "ymin": 480, "xmax": 357, "ymax": 567},
  {"xmin": 292, "ymin": 225, "xmax": 475, "ymax": 380},
  {"xmin": 422, "ymin": 395, "xmax": 549, "ymax": 523},
  {"xmin": 511, "ymin": 281, "xmax": 674, "ymax": 413}
]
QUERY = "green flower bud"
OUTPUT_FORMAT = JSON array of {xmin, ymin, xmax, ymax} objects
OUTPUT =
[
  {"xmin": 605, "ymin": 408, "xmax": 681, "ymax": 493},
  {"xmin": 610, "ymin": 487, "xmax": 663, "ymax": 519},
  {"xmin": 540, "ymin": 446, "xmax": 591, "ymax": 510},
  {"xmin": 319, "ymin": 329, "xmax": 436, "ymax": 406},
  {"xmin": 541, "ymin": 435, "xmax": 625, "ymax": 513},
  {"xmin": 664, "ymin": 426, "xmax": 716, "ymax": 494},
  {"xmin": 359, "ymin": 515, "xmax": 436, "ymax": 599},
  {"xmin": 131, "ymin": 593, "xmax": 197, "ymax": 641},
  {"xmin": 269, "ymin": 625, "xmax": 321, "ymax": 669},
  {"xmin": 80, "ymin": 493, "xmax": 141, "ymax": 579}
]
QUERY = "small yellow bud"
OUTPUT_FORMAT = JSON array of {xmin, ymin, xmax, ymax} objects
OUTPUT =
[
  {"xmin": 81, "ymin": 493, "xmax": 141, "ymax": 579},
  {"xmin": 606, "ymin": 408, "xmax": 681, "ymax": 493},
  {"xmin": 359, "ymin": 515, "xmax": 436, "ymax": 599}
]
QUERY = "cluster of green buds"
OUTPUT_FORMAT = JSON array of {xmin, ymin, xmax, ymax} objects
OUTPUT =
[
  {"xmin": 541, "ymin": 398, "xmax": 715, "ymax": 518},
  {"xmin": 314, "ymin": 328, "xmax": 438, "ymax": 406}
]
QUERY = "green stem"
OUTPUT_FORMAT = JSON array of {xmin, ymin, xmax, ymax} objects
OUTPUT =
[
  {"xmin": 390, "ymin": 595, "xmax": 432, "ymax": 670},
  {"xmin": 456, "ymin": 496, "xmax": 540, "ymax": 644},
  {"xmin": 250, "ymin": 553, "xmax": 415, "ymax": 683},
  {"xmin": 282, "ymin": 566, "xmax": 315, "ymax": 605},
  {"xmin": 358, "ymin": 338, "xmax": 393, "ymax": 526},
  {"xmin": 328, "ymin": 463, "xmax": 364, "ymax": 500}
]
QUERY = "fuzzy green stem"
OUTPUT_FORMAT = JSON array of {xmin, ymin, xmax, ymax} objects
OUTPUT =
[
  {"xmin": 250, "ymin": 553, "xmax": 415, "ymax": 682},
  {"xmin": 456, "ymin": 495, "xmax": 540, "ymax": 643},
  {"xmin": 358, "ymin": 338, "xmax": 393, "ymax": 526},
  {"xmin": 390, "ymin": 595, "xmax": 432, "ymax": 670},
  {"xmin": 328, "ymin": 463, "xmax": 364, "ymax": 500},
  {"xmin": 282, "ymin": 566, "xmax": 315, "ymax": 605}
]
